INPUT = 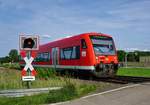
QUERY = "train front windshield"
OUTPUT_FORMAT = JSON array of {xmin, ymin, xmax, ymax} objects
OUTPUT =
[{"xmin": 90, "ymin": 36, "xmax": 116, "ymax": 55}]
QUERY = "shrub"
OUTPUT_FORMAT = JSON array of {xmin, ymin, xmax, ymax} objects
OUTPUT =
[
  {"xmin": 46, "ymin": 77, "xmax": 96, "ymax": 103},
  {"xmin": 46, "ymin": 82, "xmax": 77, "ymax": 103},
  {"xmin": 0, "ymin": 63, "xmax": 20, "ymax": 70},
  {"xmin": 35, "ymin": 67, "xmax": 56, "ymax": 79}
]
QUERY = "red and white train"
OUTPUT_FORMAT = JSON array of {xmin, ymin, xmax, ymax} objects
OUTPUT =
[{"xmin": 20, "ymin": 32, "xmax": 118, "ymax": 77}]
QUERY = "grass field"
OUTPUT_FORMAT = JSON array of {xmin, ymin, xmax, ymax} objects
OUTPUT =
[
  {"xmin": 0, "ymin": 66, "xmax": 101, "ymax": 105},
  {"xmin": 0, "ymin": 63, "xmax": 21, "ymax": 70},
  {"xmin": 0, "ymin": 82, "xmax": 96, "ymax": 105},
  {"xmin": 2, "ymin": 64, "xmax": 150, "ymax": 105},
  {"xmin": 117, "ymin": 67, "xmax": 150, "ymax": 77},
  {"xmin": 125, "ymin": 62, "xmax": 150, "ymax": 67},
  {"xmin": 0, "ymin": 67, "xmax": 66, "ymax": 90}
]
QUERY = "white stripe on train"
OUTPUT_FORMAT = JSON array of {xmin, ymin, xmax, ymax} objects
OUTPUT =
[{"xmin": 21, "ymin": 64, "xmax": 95, "ymax": 70}]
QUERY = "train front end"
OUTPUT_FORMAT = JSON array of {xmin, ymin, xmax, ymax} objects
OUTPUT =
[{"xmin": 90, "ymin": 35, "xmax": 118, "ymax": 77}]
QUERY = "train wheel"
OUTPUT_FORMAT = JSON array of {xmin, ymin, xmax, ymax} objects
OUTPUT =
[
  {"xmin": 92, "ymin": 65, "xmax": 117, "ymax": 78},
  {"xmin": 92, "ymin": 67, "xmax": 106, "ymax": 78},
  {"xmin": 108, "ymin": 64, "xmax": 118, "ymax": 77}
]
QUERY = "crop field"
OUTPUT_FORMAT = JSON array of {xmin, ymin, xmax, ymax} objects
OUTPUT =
[{"xmin": 117, "ymin": 67, "xmax": 150, "ymax": 77}]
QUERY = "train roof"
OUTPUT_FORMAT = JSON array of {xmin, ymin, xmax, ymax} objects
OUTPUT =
[{"xmin": 40, "ymin": 32, "xmax": 112, "ymax": 48}]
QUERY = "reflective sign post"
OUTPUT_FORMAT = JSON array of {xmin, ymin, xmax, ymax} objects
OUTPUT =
[{"xmin": 19, "ymin": 35, "xmax": 39, "ymax": 89}]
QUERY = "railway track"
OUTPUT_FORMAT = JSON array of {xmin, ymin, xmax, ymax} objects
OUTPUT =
[
  {"xmin": 114, "ymin": 76, "xmax": 150, "ymax": 83},
  {"xmin": 93, "ymin": 76, "xmax": 150, "ymax": 84},
  {"xmin": 62, "ymin": 69, "xmax": 150, "ymax": 84},
  {"xmin": 65, "ymin": 72, "xmax": 150, "ymax": 84}
]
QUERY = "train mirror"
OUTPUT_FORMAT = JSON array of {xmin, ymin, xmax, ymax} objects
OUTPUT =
[{"xmin": 19, "ymin": 35, "xmax": 39, "ymax": 50}]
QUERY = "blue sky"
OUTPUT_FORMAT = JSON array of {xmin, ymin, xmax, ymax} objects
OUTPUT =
[{"xmin": 0, "ymin": 0, "xmax": 150, "ymax": 57}]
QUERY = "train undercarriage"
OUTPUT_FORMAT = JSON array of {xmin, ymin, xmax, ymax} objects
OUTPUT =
[{"xmin": 92, "ymin": 63, "xmax": 118, "ymax": 77}]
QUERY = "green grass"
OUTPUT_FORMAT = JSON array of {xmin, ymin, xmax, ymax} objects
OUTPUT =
[
  {"xmin": 125, "ymin": 62, "xmax": 150, "ymax": 67},
  {"xmin": 0, "ymin": 65, "xmax": 116, "ymax": 105},
  {"xmin": 117, "ymin": 67, "xmax": 150, "ymax": 77},
  {"xmin": 0, "ymin": 66, "xmax": 98, "ymax": 105},
  {"xmin": 0, "ymin": 79, "xmax": 96, "ymax": 105},
  {"xmin": 0, "ymin": 63, "xmax": 21, "ymax": 69},
  {"xmin": 0, "ymin": 67, "xmax": 66, "ymax": 90},
  {"xmin": 35, "ymin": 67, "xmax": 57, "ymax": 79},
  {"xmin": 0, "ymin": 93, "xmax": 48, "ymax": 105}
]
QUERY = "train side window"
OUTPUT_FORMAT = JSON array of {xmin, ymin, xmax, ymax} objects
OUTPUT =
[
  {"xmin": 36, "ymin": 52, "xmax": 50, "ymax": 62},
  {"xmin": 60, "ymin": 46, "xmax": 80, "ymax": 60},
  {"xmin": 81, "ymin": 39, "xmax": 87, "ymax": 49},
  {"xmin": 35, "ymin": 53, "xmax": 41, "ymax": 61},
  {"xmin": 72, "ymin": 47, "xmax": 76, "ymax": 59},
  {"xmin": 63, "ymin": 47, "xmax": 73, "ymax": 59},
  {"xmin": 43, "ymin": 52, "xmax": 50, "ymax": 61},
  {"xmin": 76, "ymin": 46, "xmax": 80, "ymax": 59}
]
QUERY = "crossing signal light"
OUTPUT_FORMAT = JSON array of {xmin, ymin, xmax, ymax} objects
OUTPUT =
[
  {"xmin": 23, "ymin": 38, "xmax": 35, "ymax": 48},
  {"xmin": 20, "ymin": 35, "xmax": 39, "ymax": 50}
]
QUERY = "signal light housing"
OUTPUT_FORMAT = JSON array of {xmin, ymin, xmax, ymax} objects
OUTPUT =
[{"xmin": 19, "ymin": 35, "xmax": 39, "ymax": 50}]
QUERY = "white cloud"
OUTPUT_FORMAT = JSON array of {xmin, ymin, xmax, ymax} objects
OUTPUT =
[
  {"xmin": 123, "ymin": 48, "xmax": 150, "ymax": 52},
  {"xmin": 41, "ymin": 34, "xmax": 51, "ymax": 38},
  {"xmin": 125, "ymin": 48, "xmax": 140, "ymax": 51}
]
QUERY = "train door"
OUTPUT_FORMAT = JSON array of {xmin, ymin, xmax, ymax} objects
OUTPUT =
[
  {"xmin": 52, "ymin": 47, "xmax": 59, "ymax": 68},
  {"xmin": 80, "ymin": 39, "xmax": 87, "ymax": 65}
]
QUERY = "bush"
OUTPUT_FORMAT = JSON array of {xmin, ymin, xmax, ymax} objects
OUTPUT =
[
  {"xmin": 47, "ymin": 82, "xmax": 77, "ymax": 103},
  {"xmin": 35, "ymin": 67, "xmax": 56, "ymax": 79},
  {"xmin": 0, "ymin": 63, "xmax": 20, "ymax": 70},
  {"xmin": 77, "ymin": 84, "xmax": 96, "ymax": 96},
  {"xmin": 46, "ymin": 77, "xmax": 96, "ymax": 103}
]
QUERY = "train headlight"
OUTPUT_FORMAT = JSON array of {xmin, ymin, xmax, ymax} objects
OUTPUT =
[
  {"xmin": 105, "ymin": 57, "xmax": 109, "ymax": 61},
  {"xmin": 96, "ymin": 56, "xmax": 98, "ymax": 60},
  {"xmin": 114, "ymin": 56, "xmax": 117, "ymax": 60},
  {"xmin": 113, "ymin": 56, "xmax": 118, "ymax": 62}
]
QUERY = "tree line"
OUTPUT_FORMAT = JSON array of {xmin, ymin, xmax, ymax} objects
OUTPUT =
[
  {"xmin": 0, "ymin": 49, "xmax": 19, "ymax": 64},
  {"xmin": 117, "ymin": 50, "xmax": 150, "ymax": 62}
]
